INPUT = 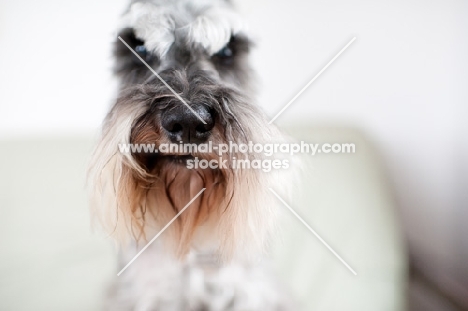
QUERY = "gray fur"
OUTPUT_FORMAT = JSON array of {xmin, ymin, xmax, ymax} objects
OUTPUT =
[{"xmin": 89, "ymin": 0, "xmax": 295, "ymax": 310}]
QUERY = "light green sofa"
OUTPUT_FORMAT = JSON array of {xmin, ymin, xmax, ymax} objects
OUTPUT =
[{"xmin": 0, "ymin": 126, "xmax": 407, "ymax": 310}]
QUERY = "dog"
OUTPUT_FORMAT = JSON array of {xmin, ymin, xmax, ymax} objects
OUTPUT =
[{"xmin": 88, "ymin": 0, "xmax": 294, "ymax": 310}]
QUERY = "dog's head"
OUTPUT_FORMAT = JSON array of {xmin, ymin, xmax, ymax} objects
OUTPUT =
[{"xmin": 88, "ymin": 0, "xmax": 288, "ymax": 260}]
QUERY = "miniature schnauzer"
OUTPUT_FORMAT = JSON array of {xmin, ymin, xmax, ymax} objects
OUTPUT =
[{"xmin": 88, "ymin": 0, "xmax": 294, "ymax": 310}]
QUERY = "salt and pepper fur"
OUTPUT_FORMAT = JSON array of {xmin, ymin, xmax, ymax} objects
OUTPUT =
[{"xmin": 88, "ymin": 0, "xmax": 294, "ymax": 309}]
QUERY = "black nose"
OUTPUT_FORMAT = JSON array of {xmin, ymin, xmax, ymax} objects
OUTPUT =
[{"xmin": 161, "ymin": 104, "xmax": 215, "ymax": 144}]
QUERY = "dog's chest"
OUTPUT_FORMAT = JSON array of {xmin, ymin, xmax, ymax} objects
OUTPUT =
[{"xmin": 110, "ymin": 247, "xmax": 292, "ymax": 311}]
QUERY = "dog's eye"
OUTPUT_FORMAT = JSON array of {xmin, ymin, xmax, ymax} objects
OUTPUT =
[
  {"xmin": 216, "ymin": 46, "xmax": 233, "ymax": 58},
  {"xmin": 135, "ymin": 45, "xmax": 147, "ymax": 59},
  {"xmin": 132, "ymin": 43, "xmax": 156, "ymax": 64},
  {"xmin": 213, "ymin": 45, "xmax": 235, "ymax": 66}
]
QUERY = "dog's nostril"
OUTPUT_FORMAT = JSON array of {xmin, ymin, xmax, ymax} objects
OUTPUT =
[
  {"xmin": 161, "ymin": 104, "xmax": 215, "ymax": 143},
  {"xmin": 195, "ymin": 117, "xmax": 214, "ymax": 134},
  {"xmin": 196, "ymin": 124, "xmax": 208, "ymax": 133},
  {"xmin": 168, "ymin": 123, "xmax": 183, "ymax": 133}
]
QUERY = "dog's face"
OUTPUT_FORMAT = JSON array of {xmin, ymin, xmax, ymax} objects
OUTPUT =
[
  {"xmin": 115, "ymin": 26, "xmax": 251, "ymax": 172},
  {"xmin": 89, "ymin": 0, "xmax": 286, "ymax": 260}
]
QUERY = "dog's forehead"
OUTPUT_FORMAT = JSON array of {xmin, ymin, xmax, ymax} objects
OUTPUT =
[{"xmin": 120, "ymin": 0, "xmax": 246, "ymax": 57}]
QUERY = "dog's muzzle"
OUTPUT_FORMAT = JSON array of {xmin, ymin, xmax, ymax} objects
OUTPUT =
[{"xmin": 161, "ymin": 103, "xmax": 215, "ymax": 144}]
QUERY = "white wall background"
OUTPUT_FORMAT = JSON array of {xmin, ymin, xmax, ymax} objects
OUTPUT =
[
  {"xmin": 0, "ymin": 0, "xmax": 467, "ymax": 300},
  {"xmin": 240, "ymin": 0, "xmax": 468, "ymax": 295}
]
